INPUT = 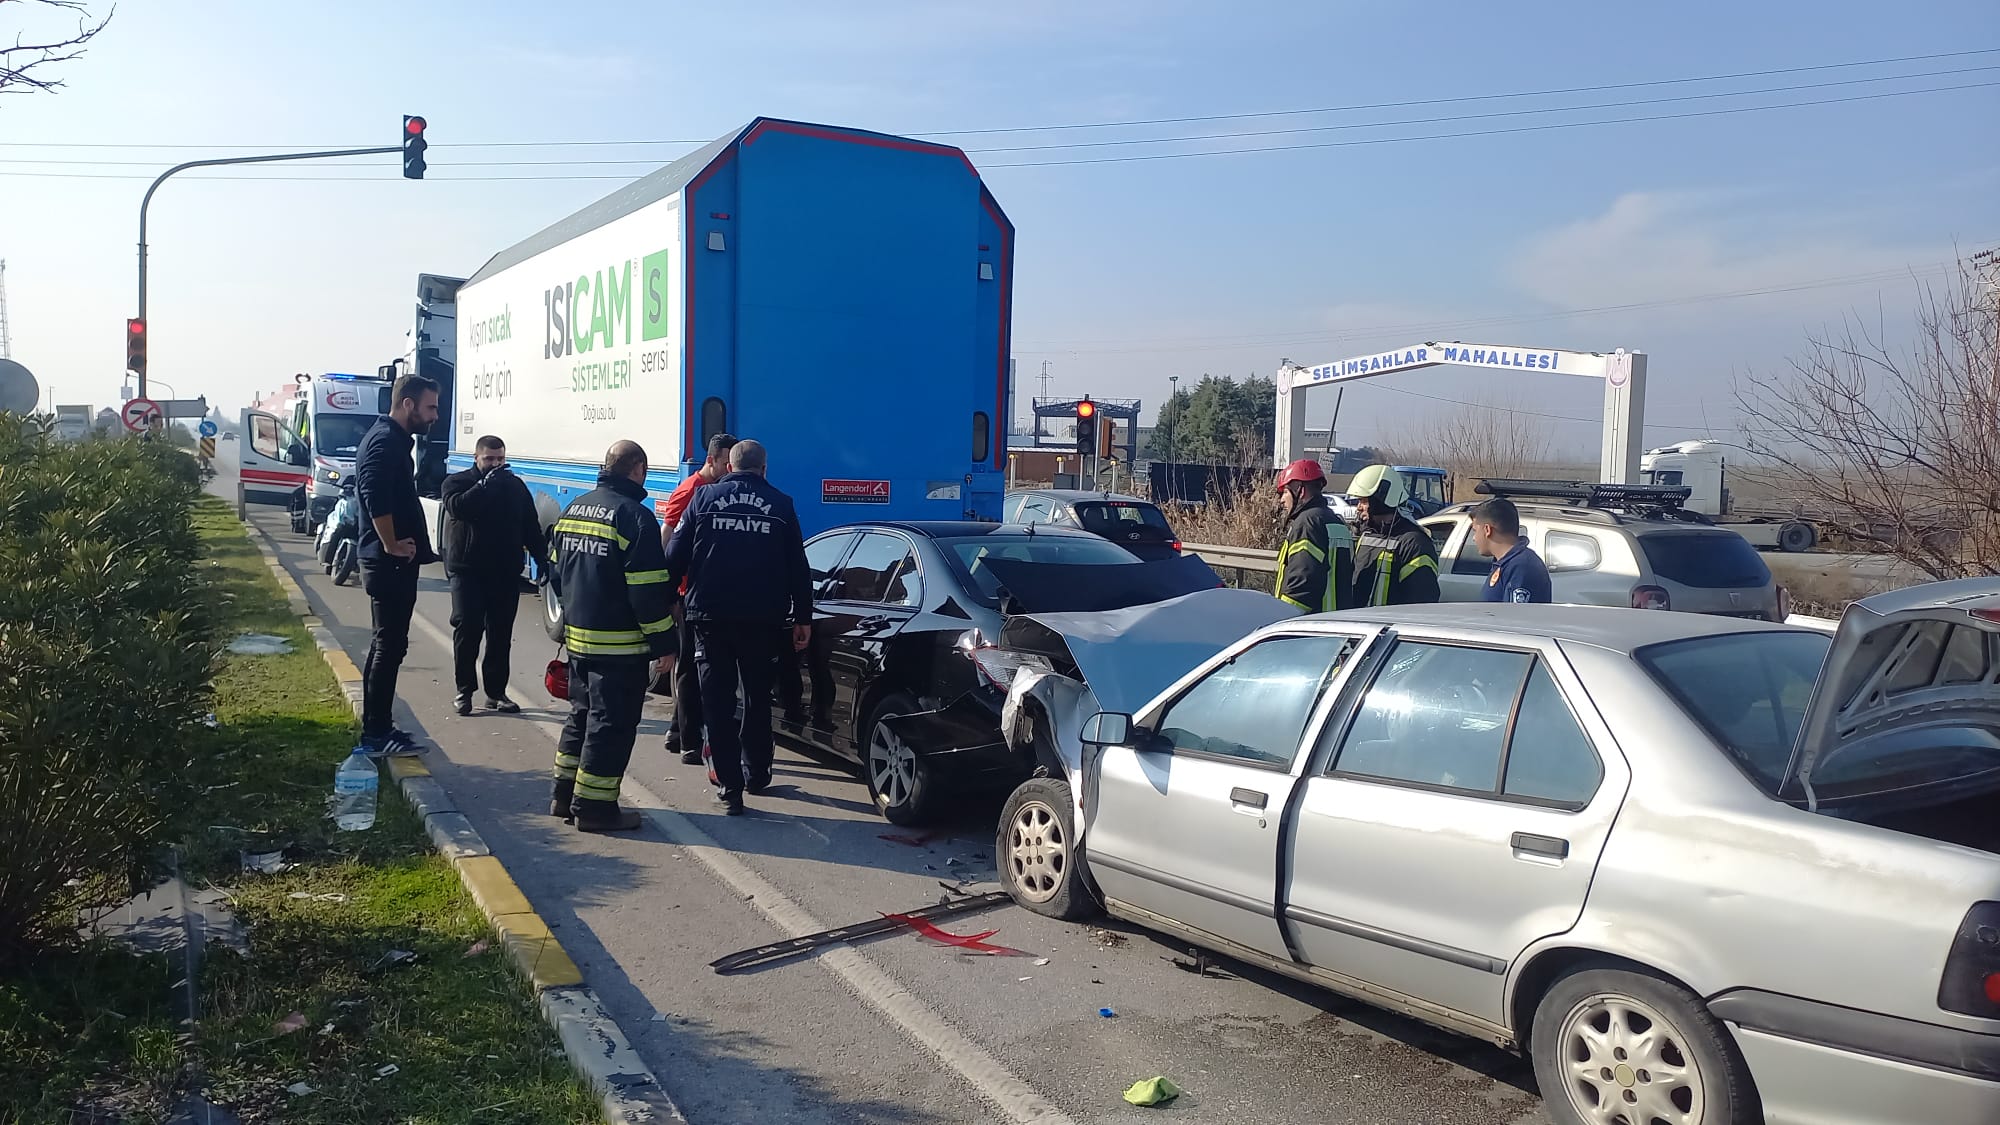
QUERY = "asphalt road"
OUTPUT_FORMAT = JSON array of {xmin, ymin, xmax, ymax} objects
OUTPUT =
[{"xmin": 224, "ymin": 479, "xmax": 1554, "ymax": 1124}]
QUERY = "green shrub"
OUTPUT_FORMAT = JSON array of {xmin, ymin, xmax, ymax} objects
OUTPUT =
[{"xmin": 0, "ymin": 417, "xmax": 216, "ymax": 966}]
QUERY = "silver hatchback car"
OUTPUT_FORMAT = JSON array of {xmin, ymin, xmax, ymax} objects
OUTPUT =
[{"xmin": 995, "ymin": 580, "xmax": 2000, "ymax": 1125}]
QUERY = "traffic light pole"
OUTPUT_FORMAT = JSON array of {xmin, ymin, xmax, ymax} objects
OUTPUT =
[{"xmin": 135, "ymin": 145, "xmax": 396, "ymax": 397}]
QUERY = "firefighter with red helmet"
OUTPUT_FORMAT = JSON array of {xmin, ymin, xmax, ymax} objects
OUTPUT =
[{"xmin": 1274, "ymin": 459, "xmax": 1354, "ymax": 614}]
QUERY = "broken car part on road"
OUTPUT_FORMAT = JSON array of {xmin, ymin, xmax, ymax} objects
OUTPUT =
[{"xmin": 710, "ymin": 891, "xmax": 1013, "ymax": 974}]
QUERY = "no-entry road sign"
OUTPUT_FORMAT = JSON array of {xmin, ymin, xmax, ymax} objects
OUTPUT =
[{"xmin": 121, "ymin": 397, "xmax": 163, "ymax": 432}]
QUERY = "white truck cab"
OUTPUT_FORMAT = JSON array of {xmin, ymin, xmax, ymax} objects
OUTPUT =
[{"xmin": 1640, "ymin": 439, "xmax": 1821, "ymax": 552}]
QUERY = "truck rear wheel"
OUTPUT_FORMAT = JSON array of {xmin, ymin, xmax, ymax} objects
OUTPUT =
[{"xmin": 1777, "ymin": 521, "xmax": 1817, "ymax": 553}]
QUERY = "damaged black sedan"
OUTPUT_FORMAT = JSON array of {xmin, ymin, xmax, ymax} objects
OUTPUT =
[{"xmin": 774, "ymin": 521, "xmax": 1224, "ymax": 824}]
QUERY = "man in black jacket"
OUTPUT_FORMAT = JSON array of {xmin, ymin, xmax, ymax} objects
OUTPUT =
[
  {"xmin": 440, "ymin": 435, "xmax": 551, "ymax": 716},
  {"xmin": 665, "ymin": 439, "xmax": 812, "ymax": 815},
  {"xmin": 549, "ymin": 440, "xmax": 677, "ymax": 833},
  {"xmin": 354, "ymin": 374, "xmax": 440, "ymax": 758}
]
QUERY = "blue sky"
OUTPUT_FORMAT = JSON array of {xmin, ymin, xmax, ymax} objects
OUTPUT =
[{"xmin": 3, "ymin": 0, "xmax": 1995, "ymax": 454}]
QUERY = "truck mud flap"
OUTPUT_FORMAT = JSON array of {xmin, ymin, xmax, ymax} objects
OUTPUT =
[
  {"xmin": 709, "ymin": 891, "xmax": 1012, "ymax": 974},
  {"xmin": 880, "ymin": 694, "xmax": 1006, "ymax": 756}
]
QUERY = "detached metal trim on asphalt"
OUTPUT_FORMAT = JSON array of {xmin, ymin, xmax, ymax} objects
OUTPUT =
[{"xmin": 243, "ymin": 519, "xmax": 686, "ymax": 1125}]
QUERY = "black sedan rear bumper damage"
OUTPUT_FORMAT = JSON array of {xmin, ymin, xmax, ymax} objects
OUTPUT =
[{"xmin": 880, "ymin": 689, "xmax": 1021, "ymax": 783}]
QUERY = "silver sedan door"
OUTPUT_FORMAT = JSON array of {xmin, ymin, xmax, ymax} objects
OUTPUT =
[
  {"xmin": 1285, "ymin": 634, "xmax": 1628, "ymax": 1027},
  {"xmin": 1084, "ymin": 630, "xmax": 1367, "ymax": 959}
]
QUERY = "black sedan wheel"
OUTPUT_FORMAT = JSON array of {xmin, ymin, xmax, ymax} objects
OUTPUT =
[
  {"xmin": 864, "ymin": 692, "xmax": 934, "ymax": 825},
  {"xmin": 541, "ymin": 580, "xmax": 565, "ymax": 643}
]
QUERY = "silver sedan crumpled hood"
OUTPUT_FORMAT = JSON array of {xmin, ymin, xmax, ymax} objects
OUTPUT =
[
  {"xmin": 998, "ymin": 588, "xmax": 1298, "ymax": 844},
  {"xmin": 1000, "ymin": 586, "xmax": 1301, "ymax": 718}
]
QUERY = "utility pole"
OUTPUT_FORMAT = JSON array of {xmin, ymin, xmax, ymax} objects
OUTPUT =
[
  {"xmin": 134, "ymin": 120, "xmax": 426, "ymax": 398},
  {"xmin": 0, "ymin": 259, "xmax": 11, "ymax": 359}
]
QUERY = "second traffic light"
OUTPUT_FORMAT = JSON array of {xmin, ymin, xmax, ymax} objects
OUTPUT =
[
  {"xmin": 402, "ymin": 115, "xmax": 428, "ymax": 179},
  {"xmin": 1074, "ymin": 398, "xmax": 1096, "ymax": 455},
  {"xmin": 125, "ymin": 318, "xmax": 147, "ymax": 377}
]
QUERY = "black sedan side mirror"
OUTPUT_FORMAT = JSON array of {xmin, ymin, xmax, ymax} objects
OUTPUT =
[{"xmin": 1080, "ymin": 711, "xmax": 1132, "ymax": 747}]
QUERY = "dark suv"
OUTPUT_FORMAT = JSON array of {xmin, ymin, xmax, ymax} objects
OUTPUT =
[{"xmin": 1002, "ymin": 489, "xmax": 1182, "ymax": 561}]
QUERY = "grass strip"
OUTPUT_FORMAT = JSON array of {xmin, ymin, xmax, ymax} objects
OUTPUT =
[{"xmin": 1, "ymin": 499, "xmax": 598, "ymax": 1124}]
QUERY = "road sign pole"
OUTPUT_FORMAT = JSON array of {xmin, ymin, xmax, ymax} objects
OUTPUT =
[{"xmin": 136, "ymin": 144, "xmax": 400, "ymax": 399}]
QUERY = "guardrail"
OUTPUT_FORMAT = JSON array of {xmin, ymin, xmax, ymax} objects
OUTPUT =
[{"xmin": 1183, "ymin": 541, "xmax": 1279, "ymax": 587}]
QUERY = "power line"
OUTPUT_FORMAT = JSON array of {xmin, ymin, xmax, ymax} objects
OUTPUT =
[
  {"xmin": 14, "ymin": 63, "xmax": 1992, "ymax": 170},
  {"xmin": 1014, "ymin": 261, "xmax": 1976, "ymax": 356},
  {"xmin": 911, "ymin": 46, "xmax": 2000, "ymax": 136},
  {"xmin": 4, "ymin": 79, "xmax": 1994, "ymax": 184},
  {"xmin": 2, "ymin": 45, "xmax": 1993, "ymax": 153},
  {"xmin": 1353, "ymin": 381, "xmax": 1710, "ymax": 429},
  {"xmin": 969, "ymin": 64, "xmax": 2000, "ymax": 155},
  {"xmin": 980, "ymin": 79, "xmax": 2000, "ymax": 169}
]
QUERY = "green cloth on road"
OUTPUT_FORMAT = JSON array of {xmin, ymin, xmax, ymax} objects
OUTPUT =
[{"xmin": 1123, "ymin": 1076, "xmax": 1182, "ymax": 1106}]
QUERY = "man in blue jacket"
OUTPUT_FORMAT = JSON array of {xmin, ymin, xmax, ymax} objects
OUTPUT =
[
  {"xmin": 666, "ymin": 439, "xmax": 813, "ymax": 815},
  {"xmin": 1470, "ymin": 497, "xmax": 1553, "ymax": 604},
  {"xmin": 354, "ymin": 374, "xmax": 440, "ymax": 758}
]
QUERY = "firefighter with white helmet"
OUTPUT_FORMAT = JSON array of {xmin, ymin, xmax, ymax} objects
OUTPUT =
[
  {"xmin": 1347, "ymin": 464, "xmax": 1442, "ymax": 607},
  {"xmin": 1273, "ymin": 459, "xmax": 1354, "ymax": 614}
]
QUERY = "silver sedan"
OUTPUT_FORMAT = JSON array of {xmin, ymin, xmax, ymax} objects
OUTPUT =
[{"xmin": 995, "ymin": 579, "xmax": 2000, "ymax": 1125}]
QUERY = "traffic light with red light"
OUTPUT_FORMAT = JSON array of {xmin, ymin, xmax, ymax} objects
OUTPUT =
[
  {"xmin": 1075, "ymin": 398, "xmax": 1097, "ymax": 455},
  {"xmin": 402, "ymin": 115, "xmax": 428, "ymax": 180},
  {"xmin": 125, "ymin": 318, "xmax": 147, "ymax": 377}
]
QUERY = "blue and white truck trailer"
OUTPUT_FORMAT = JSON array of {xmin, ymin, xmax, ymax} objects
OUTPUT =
[{"xmin": 420, "ymin": 114, "xmax": 1014, "ymax": 535}]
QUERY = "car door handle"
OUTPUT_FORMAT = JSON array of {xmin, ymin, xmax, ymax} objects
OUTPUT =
[
  {"xmin": 855, "ymin": 614, "xmax": 890, "ymax": 629},
  {"xmin": 1510, "ymin": 832, "xmax": 1569, "ymax": 860},
  {"xmin": 1229, "ymin": 787, "xmax": 1268, "ymax": 810}
]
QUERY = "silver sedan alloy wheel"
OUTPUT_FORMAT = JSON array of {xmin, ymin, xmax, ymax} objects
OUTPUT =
[
  {"xmin": 1557, "ymin": 991, "xmax": 1705, "ymax": 1125},
  {"xmin": 1006, "ymin": 799, "xmax": 1067, "ymax": 903},
  {"xmin": 867, "ymin": 722, "xmax": 918, "ymax": 810}
]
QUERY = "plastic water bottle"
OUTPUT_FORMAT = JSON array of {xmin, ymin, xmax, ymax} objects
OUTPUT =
[{"xmin": 333, "ymin": 749, "xmax": 379, "ymax": 831}]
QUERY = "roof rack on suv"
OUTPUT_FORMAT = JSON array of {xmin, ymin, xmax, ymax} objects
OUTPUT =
[{"xmin": 1474, "ymin": 478, "xmax": 1704, "ymax": 522}]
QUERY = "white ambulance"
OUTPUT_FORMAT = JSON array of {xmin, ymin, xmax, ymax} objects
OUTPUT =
[{"xmin": 292, "ymin": 373, "xmax": 393, "ymax": 532}]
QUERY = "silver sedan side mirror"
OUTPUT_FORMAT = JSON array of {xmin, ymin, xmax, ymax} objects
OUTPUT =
[{"xmin": 1080, "ymin": 711, "xmax": 1132, "ymax": 747}]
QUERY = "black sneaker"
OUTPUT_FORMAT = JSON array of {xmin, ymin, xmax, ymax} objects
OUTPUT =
[
  {"xmin": 746, "ymin": 773, "xmax": 772, "ymax": 796},
  {"xmin": 485, "ymin": 696, "xmax": 521, "ymax": 714},
  {"xmin": 679, "ymin": 747, "xmax": 705, "ymax": 766},
  {"xmin": 716, "ymin": 788, "xmax": 745, "ymax": 816},
  {"xmin": 454, "ymin": 693, "xmax": 472, "ymax": 716},
  {"xmin": 363, "ymin": 728, "xmax": 423, "ymax": 758}
]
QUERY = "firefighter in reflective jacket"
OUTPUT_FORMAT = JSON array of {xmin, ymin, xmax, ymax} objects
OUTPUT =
[
  {"xmin": 1274, "ymin": 459, "xmax": 1354, "ymax": 613},
  {"xmin": 548, "ymin": 441, "xmax": 676, "ymax": 833},
  {"xmin": 1347, "ymin": 463, "xmax": 1442, "ymax": 607}
]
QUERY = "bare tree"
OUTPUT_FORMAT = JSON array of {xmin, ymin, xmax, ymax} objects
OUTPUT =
[
  {"xmin": 1381, "ymin": 398, "xmax": 1558, "ymax": 486},
  {"xmin": 1, "ymin": 1, "xmax": 112, "ymax": 97},
  {"xmin": 1735, "ymin": 257, "xmax": 1999, "ymax": 580}
]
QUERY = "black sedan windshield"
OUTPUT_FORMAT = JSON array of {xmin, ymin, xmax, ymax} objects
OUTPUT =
[{"xmin": 940, "ymin": 535, "xmax": 1138, "ymax": 606}]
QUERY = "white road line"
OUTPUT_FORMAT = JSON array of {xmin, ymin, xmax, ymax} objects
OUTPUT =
[{"xmin": 403, "ymin": 608, "xmax": 1076, "ymax": 1125}]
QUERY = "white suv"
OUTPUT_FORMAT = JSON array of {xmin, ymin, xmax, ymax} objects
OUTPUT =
[{"xmin": 1420, "ymin": 501, "xmax": 1788, "ymax": 619}]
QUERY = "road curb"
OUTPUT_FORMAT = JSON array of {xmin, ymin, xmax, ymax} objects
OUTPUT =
[{"xmin": 239, "ymin": 515, "xmax": 685, "ymax": 1125}]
